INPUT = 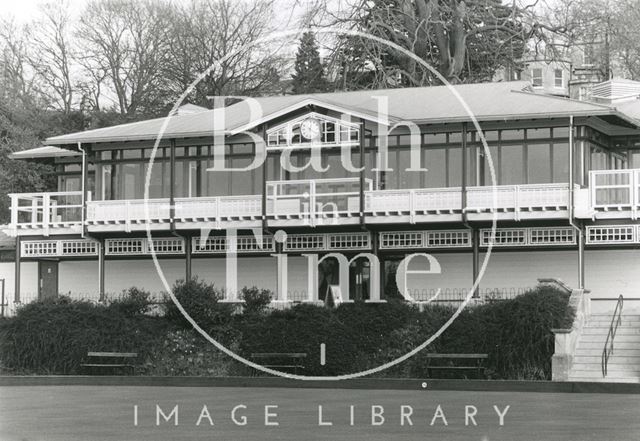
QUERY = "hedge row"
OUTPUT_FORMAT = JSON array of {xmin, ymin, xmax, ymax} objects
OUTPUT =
[{"xmin": 0, "ymin": 281, "xmax": 574, "ymax": 379}]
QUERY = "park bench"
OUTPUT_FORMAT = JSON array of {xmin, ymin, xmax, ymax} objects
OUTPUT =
[
  {"xmin": 250, "ymin": 352, "xmax": 307, "ymax": 375},
  {"xmin": 425, "ymin": 353, "xmax": 488, "ymax": 379},
  {"xmin": 81, "ymin": 351, "xmax": 138, "ymax": 375}
]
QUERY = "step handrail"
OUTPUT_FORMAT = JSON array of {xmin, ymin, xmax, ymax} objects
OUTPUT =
[{"xmin": 601, "ymin": 295, "xmax": 624, "ymax": 377}]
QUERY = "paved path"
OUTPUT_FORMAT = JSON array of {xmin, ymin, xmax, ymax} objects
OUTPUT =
[{"xmin": 1, "ymin": 386, "xmax": 639, "ymax": 440}]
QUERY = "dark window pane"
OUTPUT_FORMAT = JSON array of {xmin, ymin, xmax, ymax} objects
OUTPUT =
[
  {"xmin": 590, "ymin": 147, "xmax": 609, "ymax": 170},
  {"xmin": 483, "ymin": 145, "xmax": 499, "ymax": 185},
  {"xmin": 233, "ymin": 143, "xmax": 253, "ymax": 154},
  {"xmin": 64, "ymin": 164, "xmax": 81, "ymax": 173},
  {"xmin": 501, "ymin": 129, "xmax": 524, "ymax": 142},
  {"xmin": 527, "ymin": 128, "xmax": 551, "ymax": 139},
  {"xmin": 448, "ymin": 146, "xmax": 462, "ymax": 187},
  {"xmin": 121, "ymin": 149, "xmax": 140, "ymax": 159},
  {"xmin": 501, "ymin": 144, "xmax": 524, "ymax": 185},
  {"xmin": 528, "ymin": 143, "xmax": 552, "ymax": 183},
  {"xmin": 424, "ymin": 147, "xmax": 446, "ymax": 188},
  {"xmin": 100, "ymin": 151, "xmax": 112, "ymax": 160},
  {"xmin": 398, "ymin": 148, "xmax": 421, "ymax": 188},
  {"xmin": 424, "ymin": 133, "xmax": 446, "ymax": 144},
  {"xmin": 448, "ymin": 132, "xmax": 462, "ymax": 144},
  {"xmin": 552, "ymin": 143, "xmax": 569, "ymax": 182}
]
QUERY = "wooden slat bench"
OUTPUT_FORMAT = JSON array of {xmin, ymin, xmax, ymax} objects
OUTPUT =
[
  {"xmin": 81, "ymin": 352, "xmax": 138, "ymax": 375},
  {"xmin": 250, "ymin": 352, "xmax": 307, "ymax": 375},
  {"xmin": 425, "ymin": 353, "xmax": 488, "ymax": 379}
]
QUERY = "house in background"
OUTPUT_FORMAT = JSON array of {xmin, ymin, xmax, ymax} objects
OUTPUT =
[{"xmin": 518, "ymin": 59, "xmax": 571, "ymax": 97}]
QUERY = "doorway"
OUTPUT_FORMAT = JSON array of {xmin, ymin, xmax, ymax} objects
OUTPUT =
[{"xmin": 38, "ymin": 261, "xmax": 59, "ymax": 300}]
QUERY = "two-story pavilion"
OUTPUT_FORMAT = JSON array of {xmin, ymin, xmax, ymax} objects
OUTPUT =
[{"xmin": 4, "ymin": 81, "xmax": 640, "ymax": 309}]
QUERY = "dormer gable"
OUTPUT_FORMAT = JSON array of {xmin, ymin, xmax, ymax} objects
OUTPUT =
[{"xmin": 265, "ymin": 111, "xmax": 360, "ymax": 150}]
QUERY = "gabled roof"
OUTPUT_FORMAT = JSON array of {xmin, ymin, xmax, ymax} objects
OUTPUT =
[{"xmin": 43, "ymin": 81, "xmax": 639, "ymax": 146}]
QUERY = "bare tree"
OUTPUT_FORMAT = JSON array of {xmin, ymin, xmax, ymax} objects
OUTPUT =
[
  {"xmin": 316, "ymin": 0, "xmax": 569, "ymax": 88},
  {"xmin": 26, "ymin": 1, "xmax": 76, "ymax": 114},
  {"xmin": 163, "ymin": 0, "xmax": 288, "ymax": 105},
  {"xmin": 0, "ymin": 19, "xmax": 40, "ymax": 106},
  {"xmin": 77, "ymin": 0, "xmax": 173, "ymax": 116}
]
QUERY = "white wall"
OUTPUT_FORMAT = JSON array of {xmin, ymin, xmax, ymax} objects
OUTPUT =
[
  {"xmin": 0, "ymin": 262, "xmax": 38, "ymax": 302},
  {"xmin": 1, "ymin": 249, "xmax": 638, "ymax": 310}
]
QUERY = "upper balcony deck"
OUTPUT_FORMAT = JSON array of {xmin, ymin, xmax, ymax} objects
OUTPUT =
[{"xmin": 6, "ymin": 169, "xmax": 638, "ymax": 237}]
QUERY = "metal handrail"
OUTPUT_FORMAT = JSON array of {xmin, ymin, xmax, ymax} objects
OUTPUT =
[{"xmin": 602, "ymin": 295, "xmax": 624, "ymax": 377}]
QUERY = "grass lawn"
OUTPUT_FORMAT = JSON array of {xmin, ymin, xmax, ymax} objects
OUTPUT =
[{"xmin": 1, "ymin": 385, "xmax": 639, "ymax": 440}]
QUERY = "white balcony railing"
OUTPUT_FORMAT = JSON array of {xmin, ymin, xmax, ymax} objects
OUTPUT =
[
  {"xmin": 266, "ymin": 178, "xmax": 372, "ymax": 222},
  {"xmin": 8, "ymin": 191, "xmax": 84, "ymax": 235},
  {"xmin": 590, "ymin": 169, "xmax": 640, "ymax": 217},
  {"xmin": 4, "ymin": 180, "xmax": 581, "ymax": 234}
]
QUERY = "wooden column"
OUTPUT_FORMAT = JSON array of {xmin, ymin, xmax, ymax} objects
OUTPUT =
[
  {"xmin": 81, "ymin": 143, "xmax": 90, "ymax": 237},
  {"xmin": 185, "ymin": 235, "xmax": 192, "ymax": 281},
  {"xmin": 169, "ymin": 139, "xmax": 176, "ymax": 230},
  {"xmin": 359, "ymin": 119, "xmax": 366, "ymax": 226},
  {"xmin": 98, "ymin": 239, "xmax": 105, "ymax": 302},
  {"xmin": 472, "ymin": 229, "xmax": 480, "ymax": 298},
  {"xmin": 372, "ymin": 230, "xmax": 385, "ymax": 300},
  {"xmin": 577, "ymin": 224, "xmax": 585, "ymax": 289},
  {"xmin": 261, "ymin": 125, "xmax": 268, "ymax": 232},
  {"xmin": 14, "ymin": 236, "xmax": 20, "ymax": 303},
  {"xmin": 461, "ymin": 123, "xmax": 468, "ymax": 214}
]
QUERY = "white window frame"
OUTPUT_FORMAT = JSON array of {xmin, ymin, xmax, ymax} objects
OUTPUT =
[
  {"xmin": 554, "ymin": 69, "xmax": 564, "ymax": 88},
  {"xmin": 531, "ymin": 68, "xmax": 543, "ymax": 88}
]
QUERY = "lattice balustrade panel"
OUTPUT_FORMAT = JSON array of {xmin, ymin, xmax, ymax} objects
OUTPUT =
[
  {"xmin": 147, "ymin": 238, "xmax": 185, "ymax": 254},
  {"xmin": 586, "ymin": 225, "xmax": 636, "ymax": 244},
  {"xmin": 328, "ymin": 233, "xmax": 371, "ymax": 250},
  {"xmin": 283, "ymin": 234, "xmax": 326, "ymax": 251},
  {"xmin": 426, "ymin": 230, "xmax": 471, "ymax": 248},
  {"xmin": 192, "ymin": 236, "xmax": 226, "ymax": 254},
  {"xmin": 106, "ymin": 238, "xmax": 146, "ymax": 255},
  {"xmin": 529, "ymin": 228, "xmax": 576, "ymax": 246},
  {"xmin": 379, "ymin": 231, "xmax": 424, "ymax": 249},
  {"xmin": 21, "ymin": 241, "xmax": 59, "ymax": 257},
  {"xmin": 61, "ymin": 240, "xmax": 99, "ymax": 256},
  {"xmin": 236, "ymin": 236, "xmax": 275, "ymax": 253},
  {"xmin": 481, "ymin": 228, "xmax": 527, "ymax": 247},
  {"xmin": 192, "ymin": 236, "xmax": 274, "ymax": 254}
]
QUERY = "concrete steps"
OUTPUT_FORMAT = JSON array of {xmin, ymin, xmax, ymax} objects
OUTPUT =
[{"xmin": 568, "ymin": 314, "xmax": 640, "ymax": 383}]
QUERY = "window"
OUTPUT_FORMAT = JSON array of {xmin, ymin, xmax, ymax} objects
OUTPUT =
[
  {"xmin": 528, "ymin": 144, "xmax": 552, "ymax": 184},
  {"xmin": 554, "ymin": 69, "xmax": 564, "ymax": 88},
  {"xmin": 531, "ymin": 68, "xmax": 543, "ymax": 87},
  {"xmin": 552, "ymin": 143, "xmax": 569, "ymax": 183},
  {"xmin": 423, "ymin": 147, "xmax": 446, "ymax": 188},
  {"xmin": 500, "ymin": 144, "xmax": 524, "ymax": 185}
]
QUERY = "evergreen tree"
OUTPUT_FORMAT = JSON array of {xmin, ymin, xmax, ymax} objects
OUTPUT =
[{"xmin": 291, "ymin": 31, "xmax": 328, "ymax": 94}]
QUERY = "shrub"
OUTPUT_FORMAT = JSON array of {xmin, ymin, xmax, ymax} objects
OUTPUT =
[
  {"xmin": 163, "ymin": 277, "xmax": 235, "ymax": 331},
  {"xmin": 240, "ymin": 286, "xmax": 272, "ymax": 315},
  {"xmin": 237, "ymin": 301, "xmax": 418, "ymax": 376},
  {"xmin": 374, "ymin": 285, "xmax": 574, "ymax": 380},
  {"xmin": 145, "ymin": 329, "xmax": 239, "ymax": 376},
  {"xmin": 107, "ymin": 287, "xmax": 151, "ymax": 317},
  {"xmin": 0, "ymin": 296, "xmax": 167, "ymax": 374}
]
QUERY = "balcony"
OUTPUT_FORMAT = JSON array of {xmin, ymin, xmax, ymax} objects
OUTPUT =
[
  {"xmin": 8, "ymin": 191, "xmax": 84, "ymax": 235},
  {"xmin": 589, "ymin": 169, "xmax": 640, "ymax": 220},
  {"xmin": 6, "ymin": 171, "xmax": 637, "ymax": 236}
]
